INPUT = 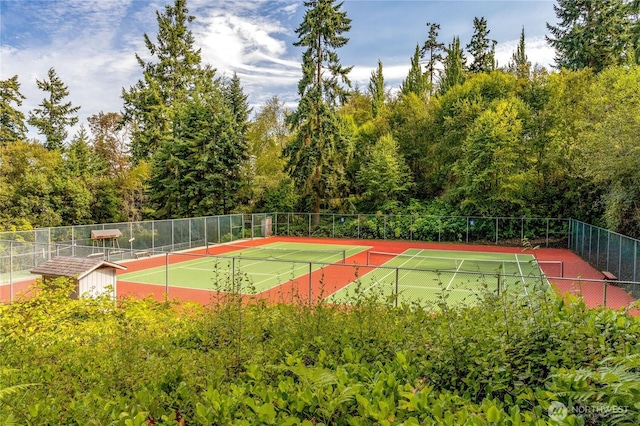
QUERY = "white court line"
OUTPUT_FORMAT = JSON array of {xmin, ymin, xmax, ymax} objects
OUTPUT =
[
  {"xmin": 514, "ymin": 254, "xmax": 529, "ymax": 296},
  {"xmin": 445, "ymin": 259, "xmax": 465, "ymax": 290},
  {"xmin": 354, "ymin": 250, "xmax": 426, "ymax": 295}
]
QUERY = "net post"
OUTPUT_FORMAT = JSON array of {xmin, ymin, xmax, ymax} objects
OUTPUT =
[
  {"xmin": 395, "ymin": 268, "xmax": 399, "ymax": 308},
  {"xmin": 308, "ymin": 262, "xmax": 313, "ymax": 304},
  {"xmin": 232, "ymin": 257, "xmax": 236, "ymax": 293}
]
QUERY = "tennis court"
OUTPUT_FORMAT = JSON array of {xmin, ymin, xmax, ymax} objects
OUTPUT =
[
  {"xmin": 118, "ymin": 242, "xmax": 369, "ymax": 293},
  {"xmin": 327, "ymin": 248, "xmax": 560, "ymax": 306}
]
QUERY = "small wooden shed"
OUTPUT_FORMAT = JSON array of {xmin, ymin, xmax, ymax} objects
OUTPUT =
[{"xmin": 31, "ymin": 256, "xmax": 127, "ymax": 299}]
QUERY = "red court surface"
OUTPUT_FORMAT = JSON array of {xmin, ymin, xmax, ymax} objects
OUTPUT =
[{"xmin": 2, "ymin": 236, "xmax": 638, "ymax": 315}]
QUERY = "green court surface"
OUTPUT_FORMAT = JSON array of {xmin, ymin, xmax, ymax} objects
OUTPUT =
[
  {"xmin": 327, "ymin": 248, "xmax": 553, "ymax": 306},
  {"xmin": 118, "ymin": 242, "xmax": 369, "ymax": 293}
]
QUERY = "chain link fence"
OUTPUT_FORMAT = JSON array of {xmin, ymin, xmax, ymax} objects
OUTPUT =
[
  {"xmin": 271, "ymin": 213, "xmax": 569, "ymax": 247},
  {"xmin": 569, "ymin": 220, "xmax": 640, "ymax": 299}
]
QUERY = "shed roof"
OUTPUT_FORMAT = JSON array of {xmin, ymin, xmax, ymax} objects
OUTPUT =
[
  {"xmin": 30, "ymin": 256, "xmax": 127, "ymax": 280},
  {"xmin": 91, "ymin": 229, "xmax": 123, "ymax": 240}
]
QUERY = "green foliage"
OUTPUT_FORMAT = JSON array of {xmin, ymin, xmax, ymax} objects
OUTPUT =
[
  {"xmin": 149, "ymin": 91, "xmax": 245, "ymax": 217},
  {"xmin": 122, "ymin": 0, "xmax": 214, "ymax": 161},
  {"xmin": 547, "ymin": 0, "xmax": 635, "ymax": 72},
  {"xmin": 400, "ymin": 44, "xmax": 430, "ymax": 99},
  {"xmin": 439, "ymin": 36, "xmax": 466, "ymax": 94},
  {"xmin": 27, "ymin": 67, "xmax": 80, "ymax": 151},
  {"xmin": 1, "ymin": 273, "xmax": 637, "ymax": 424},
  {"xmin": 578, "ymin": 65, "xmax": 640, "ymax": 236},
  {"xmin": 0, "ymin": 75, "xmax": 27, "ymax": 144},
  {"xmin": 466, "ymin": 17, "xmax": 497, "ymax": 73},
  {"xmin": 356, "ymin": 133, "xmax": 412, "ymax": 211},
  {"xmin": 285, "ymin": 0, "xmax": 353, "ymax": 216}
]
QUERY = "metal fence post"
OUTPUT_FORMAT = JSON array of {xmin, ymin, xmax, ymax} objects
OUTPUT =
[
  {"xmin": 603, "ymin": 281, "xmax": 607, "ymax": 308},
  {"xmin": 171, "ymin": 219, "xmax": 175, "ymax": 251},
  {"xmin": 384, "ymin": 215, "xmax": 387, "ymax": 240},
  {"xmin": 333, "ymin": 214, "xmax": 335, "ymax": 238},
  {"xmin": 165, "ymin": 253, "xmax": 169, "ymax": 301},
  {"xmin": 546, "ymin": 218, "xmax": 549, "ymax": 248},
  {"xmin": 10, "ymin": 241, "xmax": 14, "ymax": 303},
  {"xmin": 466, "ymin": 217, "xmax": 469, "ymax": 244},
  {"xmin": 619, "ymin": 237, "xmax": 623, "ymax": 280},
  {"xmin": 634, "ymin": 241, "xmax": 637, "ymax": 282}
]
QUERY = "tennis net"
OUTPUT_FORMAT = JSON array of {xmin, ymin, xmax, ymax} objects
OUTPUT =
[
  {"xmin": 367, "ymin": 251, "xmax": 563, "ymax": 277},
  {"xmin": 216, "ymin": 244, "xmax": 347, "ymax": 264}
]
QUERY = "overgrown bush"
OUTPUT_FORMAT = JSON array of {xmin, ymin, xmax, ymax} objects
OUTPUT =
[{"xmin": 0, "ymin": 277, "xmax": 638, "ymax": 425}]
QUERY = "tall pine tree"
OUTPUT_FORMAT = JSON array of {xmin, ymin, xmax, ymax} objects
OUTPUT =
[
  {"xmin": 27, "ymin": 68, "xmax": 80, "ymax": 151},
  {"xmin": 401, "ymin": 44, "xmax": 429, "ymax": 98},
  {"xmin": 284, "ymin": 0, "xmax": 353, "ymax": 219},
  {"xmin": 0, "ymin": 75, "xmax": 27, "ymax": 145},
  {"xmin": 368, "ymin": 60, "xmax": 386, "ymax": 118},
  {"xmin": 547, "ymin": 0, "xmax": 633, "ymax": 72},
  {"xmin": 439, "ymin": 36, "xmax": 466, "ymax": 94},
  {"xmin": 466, "ymin": 17, "xmax": 497, "ymax": 73},
  {"xmin": 422, "ymin": 22, "xmax": 445, "ymax": 94},
  {"xmin": 508, "ymin": 27, "xmax": 531, "ymax": 79},
  {"xmin": 122, "ymin": 0, "xmax": 214, "ymax": 161}
]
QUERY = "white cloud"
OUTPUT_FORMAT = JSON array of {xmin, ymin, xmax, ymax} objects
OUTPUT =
[{"xmin": 495, "ymin": 36, "xmax": 555, "ymax": 70}]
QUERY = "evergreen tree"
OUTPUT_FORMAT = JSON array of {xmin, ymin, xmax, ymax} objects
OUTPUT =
[
  {"xmin": 421, "ymin": 22, "xmax": 445, "ymax": 94},
  {"xmin": 546, "ymin": 0, "xmax": 633, "ymax": 72},
  {"xmin": 466, "ymin": 17, "xmax": 497, "ymax": 73},
  {"xmin": 368, "ymin": 60, "xmax": 386, "ymax": 118},
  {"xmin": 401, "ymin": 44, "xmax": 429, "ymax": 98},
  {"xmin": 284, "ymin": 0, "xmax": 353, "ymax": 218},
  {"xmin": 27, "ymin": 68, "xmax": 80, "ymax": 151},
  {"xmin": 122, "ymin": 0, "xmax": 214, "ymax": 161},
  {"xmin": 508, "ymin": 27, "xmax": 531, "ymax": 79},
  {"xmin": 223, "ymin": 72, "xmax": 251, "ymax": 140},
  {"xmin": 149, "ymin": 91, "xmax": 242, "ymax": 217},
  {"xmin": 439, "ymin": 36, "xmax": 466, "ymax": 94},
  {"xmin": 0, "ymin": 75, "xmax": 27, "ymax": 145}
]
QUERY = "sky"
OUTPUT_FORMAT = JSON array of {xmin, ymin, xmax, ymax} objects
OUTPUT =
[{"xmin": 0, "ymin": 0, "xmax": 558, "ymax": 141}]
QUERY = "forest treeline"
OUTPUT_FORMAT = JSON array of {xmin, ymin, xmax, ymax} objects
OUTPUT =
[{"xmin": 1, "ymin": 0, "xmax": 639, "ymax": 237}]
